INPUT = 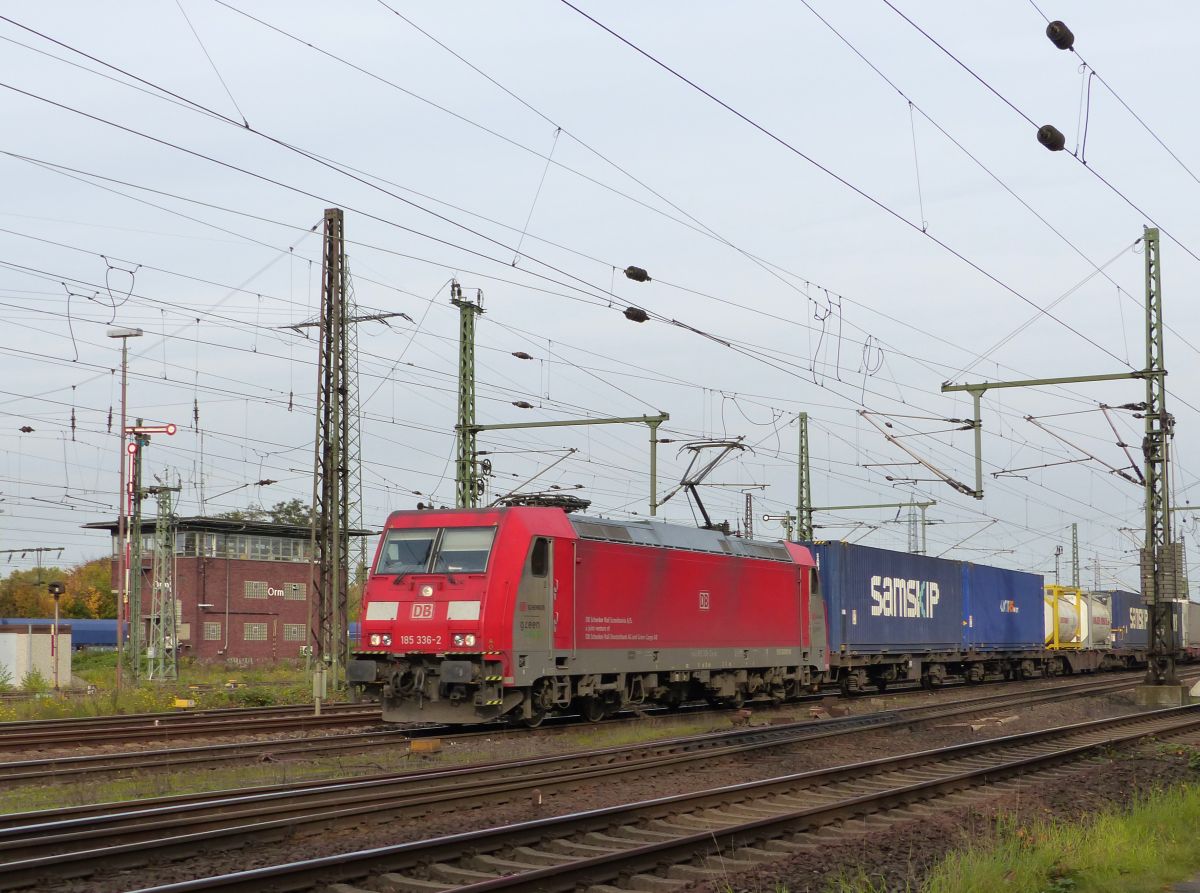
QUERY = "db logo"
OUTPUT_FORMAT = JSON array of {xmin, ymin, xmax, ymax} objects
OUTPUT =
[{"xmin": 410, "ymin": 603, "xmax": 435, "ymax": 620}]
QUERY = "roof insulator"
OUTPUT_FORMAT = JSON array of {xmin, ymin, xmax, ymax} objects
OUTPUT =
[
  {"xmin": 1045, "ymin": 20, "xmax": 1074, "ymax": 51},
  {"xmin": 623, "ymin": 265, "xmax": 651, "ymax": 283},
  {"xmin": 624, "ymin": 306, "xmax": 650, "ymax": 323},
  {"xmin": 1037, "ymin": 124, "xmax": 1066, "ymax": 152},
  {"xmin": 511, "ymin": 351, "xmax": 533, "ymax": 360}
]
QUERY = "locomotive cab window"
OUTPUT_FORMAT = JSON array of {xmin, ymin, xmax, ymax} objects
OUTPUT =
[
  {"xmin": 377, "ymin": 529, "xmax": 437, "ymax": 575},
  {"xmin": 375, "ymin": 527, "xmax": 497, "ymax": 575},
  {"xmin": 530, "ymin": 537, "xmax": 549, "ymax": 577},
  {"xmin": 433, "ymin": 527, "xmax": 496, "ymax": 573},
  {"xmin": 809, "ymin": 567, "xmax": 820, "ymax": 597}
]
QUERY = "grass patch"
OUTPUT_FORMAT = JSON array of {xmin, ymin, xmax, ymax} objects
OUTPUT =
[
  {"xmin": 828, "ymin": 782, "xmax": 1200, "ymax": 893},
  {"xmin": 0, "ymin": 752, "xmax": 401, "ymax": 816},
  {"xmin": 0, "ymin": 654, "xmax": 315, "ymax": 721}
]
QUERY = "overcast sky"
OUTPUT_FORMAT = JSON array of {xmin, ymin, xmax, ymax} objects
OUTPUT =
[{"xmin": 1, "ymin": 1, "xmax": 1198, "ymax": 592}]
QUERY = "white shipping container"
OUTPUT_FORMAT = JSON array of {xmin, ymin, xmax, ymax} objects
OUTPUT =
[{"xmin": 0, "ymin": 623, "xmax": 72, "ymax": 688}]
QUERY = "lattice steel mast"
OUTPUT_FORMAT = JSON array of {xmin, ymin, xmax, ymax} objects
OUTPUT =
[
  {"xmin": 453, "ymin": 281, "xmax": 484, "ymax": 508},
  {"xmin": 344, "ymin": 266, "xmax": 367, "ymax": 595},
  {"xmin": 310, "ymin": 207, "xmax": 350, "ymax": 694},
  {"xmin": 1141, "ymin": 227, "xmax": 1180, "ymax": 685},
  {"xmin": 146, "ymin": 482, "xmax": 180, "ymax": 681},
  {"xmin": 797, "ymin": 412, "xmax": 813, "ymax": 541}
]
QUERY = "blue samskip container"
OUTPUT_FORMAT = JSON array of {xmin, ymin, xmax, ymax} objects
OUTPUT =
[
  {"xmin": 961, "ymin": 563, "xmax": 1044, "ymax": 650},
  {"xmin": 809, "ymin": 542, "xmax": 963, "ymax": 653},
  {"xmin": 1107, "ymin": 591, "xmax": 1147, "ymax": 649},
  {"xmin": 1104, "ymin": 590, "xmax": 1183, "ymax": 650}
]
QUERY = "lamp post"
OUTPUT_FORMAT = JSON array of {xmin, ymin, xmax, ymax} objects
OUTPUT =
[
  {"xmin": 107, "ymin": 326, "xmax": 142, "ymax": 694},
  {"xmin": 48, "ymin": 581, "xmax": 64, "ymax": 693}
]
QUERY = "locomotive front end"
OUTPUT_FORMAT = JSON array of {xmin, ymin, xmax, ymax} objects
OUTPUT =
[{"xmin": 349, "ymin": 510, "xmax": 518, "ymax": 723}]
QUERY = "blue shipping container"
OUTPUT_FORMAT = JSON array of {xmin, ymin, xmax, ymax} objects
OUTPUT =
[
  {"xmin": 0, "ymin": 618, "xmax": 120, "ymax": 647},
  {"xmin": 1105, "ymin": 591, "xmax": 1182, "ymax": 650},
  {"xmin": 809, "ymin": 542, "xmax": 962, "ymax": 653},
  {"xmin": 1108, "ymin": 590, "xmax": 1149, "ymax": 649},
  {"xmin": 961, "ymin": 563, "xmax": 1044, "ymax": 650}
]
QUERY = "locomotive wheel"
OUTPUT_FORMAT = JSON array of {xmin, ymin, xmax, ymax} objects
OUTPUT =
[
  {"xmin": 522, "ymin": 709, "xmax": 546, "ymax": 728},
  {"xmin": 580, "ymin": 697, "xmax": 605, "ymax": 723},
  {"xmin": 521, "ymin": 680, "xmax": 553, "ymax": 727}
]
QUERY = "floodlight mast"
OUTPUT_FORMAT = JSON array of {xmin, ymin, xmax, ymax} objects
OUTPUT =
[{"xmin": 106, "ymin": 326, "xmax": 143, "ymax": 694}]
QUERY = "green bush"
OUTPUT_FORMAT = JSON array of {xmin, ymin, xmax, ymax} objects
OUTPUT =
[{"xmin": 20, "ymin": 668, "xmax": 51, "ymax": 693}]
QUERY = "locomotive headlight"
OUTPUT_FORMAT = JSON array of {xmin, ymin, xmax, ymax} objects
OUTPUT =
[
  {"xmin": 420, "ymin": 584, "xmax": 434, "ymax": 598},
  {"xmin": 452, "ymin": 633, "xmax": 465, "ymax": 646},
  {"xmin": 382, "ymin": 634, "xmax": 392, "ymax": 646},
  {"xmin": 464, "ymin": 634, "xmax": 477, "ymax": 647},
  {"xmin": 369, "ymin": 634, "xmax": 382, "ymax": 646}
]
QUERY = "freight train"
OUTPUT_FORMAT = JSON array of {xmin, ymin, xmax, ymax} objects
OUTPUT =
[{"xmin": 347, "ymin": 506, "xmax": 1196, "ymax": 724}]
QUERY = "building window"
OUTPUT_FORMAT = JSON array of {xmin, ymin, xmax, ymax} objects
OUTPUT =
[
  {"xmin": 284, "ymin": 582, "xmax": 306, "ymax": 601},
  {"xmin": 283, "ymin": 623, "xmax": 306, "ymax": 641},
  {"xmin": 244, "ymin": 581, "xmax": 269, "ymax": 599},
  {"xmin": 203, "ymin": 622, "xmax": 222, "ymax": 641},
  {"xmin": 177, "ymin": 622, "xmax": 191, "ymax": 641},
  {"xmin": 243, "ymin": 622, "xmax": 268, "ymax": 641}
]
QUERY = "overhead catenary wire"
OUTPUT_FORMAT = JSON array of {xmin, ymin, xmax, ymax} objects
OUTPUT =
[
  {"xmin": 556, "ymin": 0, "xmax": 1134, "ymax": 373},
  {"xmin": 0, "ymin": 12, "xmax": 1171, "ymax": 578},
  {"xmin": 877, "ymin": 0, "xmax": 1200, "ymax": 267}
]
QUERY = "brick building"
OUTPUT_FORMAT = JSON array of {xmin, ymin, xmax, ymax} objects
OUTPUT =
[{"xmin": 84, "ymin": 517, "xmax": 371, "ymax": 664}]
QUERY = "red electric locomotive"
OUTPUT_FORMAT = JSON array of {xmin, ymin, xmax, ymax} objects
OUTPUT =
[{"xmin": 349, "ymin": 506, "xmax": 829, "ymax": 724}]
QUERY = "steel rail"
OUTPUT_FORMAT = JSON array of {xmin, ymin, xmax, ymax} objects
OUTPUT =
[
  {"xmin": 0, "ymin": 671, "xmax": 1143, "ymax": 784},
  {"xmin": 0, "ymin": 705, "xmax": 384, "ymax": 749},
  {"xmin": 0, "ymin": 701, "xmax": 358, "ymax": 732},
  {"xmin": 0, "ymin": 671, "xmax": 1148, "ymax": 823},
  {"xmin": 121, "ymin": 704, "xmax": 1200, "ymax": 893},
  {"xmin": 0, "ymin": 672, "xmax": 1171, "ymax": 889}
]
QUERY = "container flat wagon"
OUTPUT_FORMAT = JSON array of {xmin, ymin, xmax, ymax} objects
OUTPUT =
[{"xmin": 812, "ymin": 542, "xmax": 1108, "ymax": 694}]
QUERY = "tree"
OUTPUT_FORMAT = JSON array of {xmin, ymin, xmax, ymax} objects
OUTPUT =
[
  {"xmin": 216, "ymin": 498, "xmax": 313, "ymax": 526},
  {"xmin": 264, "ymin": 499, "xmax": 314, "ymax": 526},
  {"xmin": 216, "ymin": 503, "xmax": 270, "ymax": 522},
  {"xmin": 0, "ymin": 567, "xmax": 64, "ymax": 617},
  {"xmin": 66, "ymin": 559, "xmax": 116, "ymax": 619},
  {"xmin": 0, "ymin": 559, "xmax": 116, "ymax": 619}
]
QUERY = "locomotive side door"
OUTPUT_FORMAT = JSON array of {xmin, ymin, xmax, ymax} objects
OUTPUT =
[
  {"xmin": 512, "ymin": 536, "xmax": 554, "ymax": 682},
  {"xmin": 552, "ymin": 538, "xmax": 576, "ymax": 653}
]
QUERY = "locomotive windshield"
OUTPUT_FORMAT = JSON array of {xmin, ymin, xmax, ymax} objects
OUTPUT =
[{"xmin": 376, "ymin": 527, "xmax": 496, "ymax": 575}]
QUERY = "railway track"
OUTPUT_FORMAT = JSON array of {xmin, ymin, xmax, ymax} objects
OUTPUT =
[
  {"xmin": 0, "ymin": 671, "xmax": 1160, "ymax": 785},
  {"xmin": 0, "ymin": 671, "xmax": 1169, "ymax": 890},
  {"xmin": 122, "ymin": 703, "xmax": 1200, "ymax": 893},
  {"xmin": 0, "ymin": 702, "xmax": 384, "ymax": 750}
]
